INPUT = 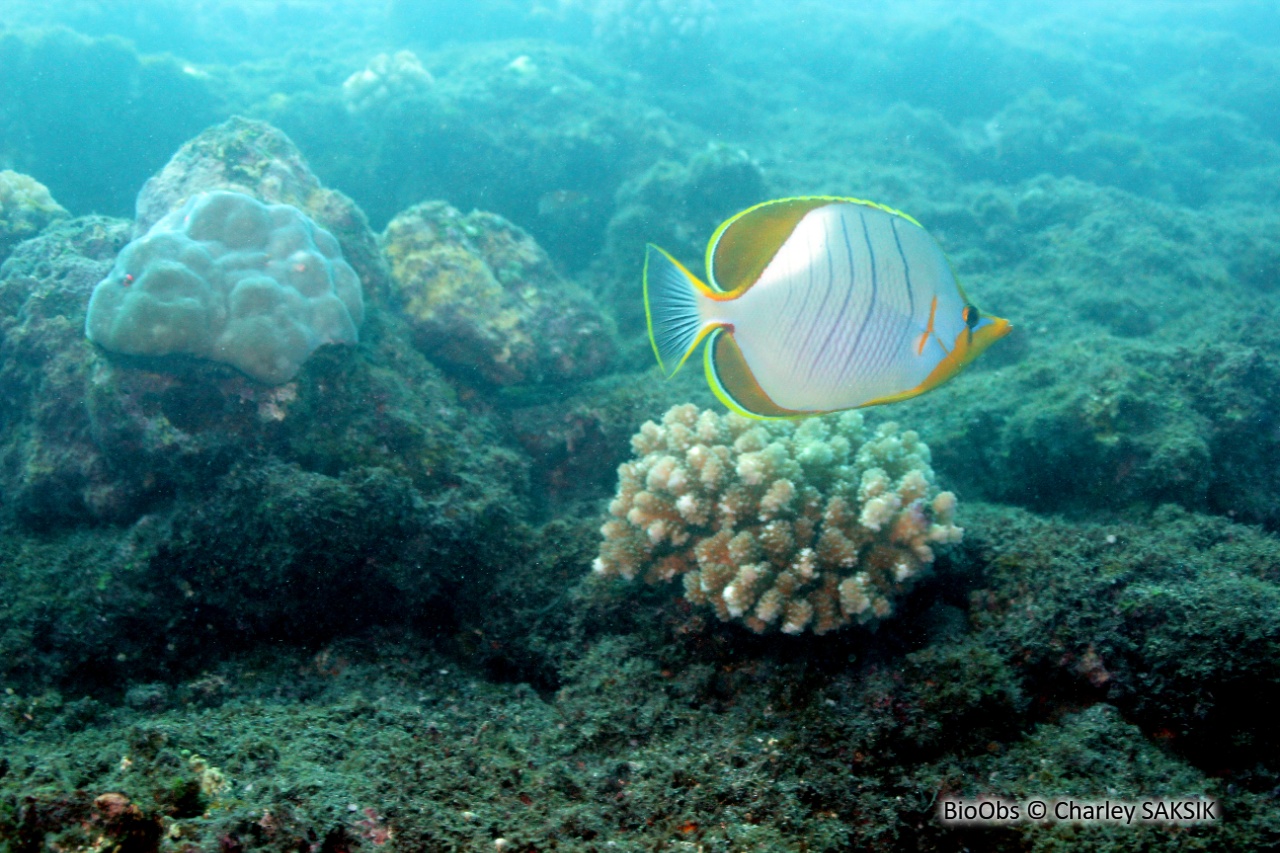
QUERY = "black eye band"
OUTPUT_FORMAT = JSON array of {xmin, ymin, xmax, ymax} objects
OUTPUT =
[{"xmin": 964, "ymin": 304, "xmax": 980, "ymax": 330}]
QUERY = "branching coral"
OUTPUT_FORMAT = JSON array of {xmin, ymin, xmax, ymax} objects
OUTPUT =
[{"xmin": 594, "ymin": 405, "xmax": 962, "ymax": 634}]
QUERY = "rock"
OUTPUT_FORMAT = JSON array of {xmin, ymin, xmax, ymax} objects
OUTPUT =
[
  {"xmin": 381, "ymin": 200, "xmax": 615, "ymax": 385},
  {"xmin": 0, "ymin": 169, "xmax": 68, "ymax": 262}
]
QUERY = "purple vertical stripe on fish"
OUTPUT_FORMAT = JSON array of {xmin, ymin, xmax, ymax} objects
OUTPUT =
[
  {"xmin": 794, "ymin": 214, "xmax": 841, "ymax": 376},
  {"xmin": 860, "ymin": 212, "xmax": 902, "ymax": 377},
  {"xmin": 890, "ymin": 216, "xmax": 917, "ymax": 341},
  {"xmin": 834, "ymin": 207, "xmax": 879, "ymax": 387},
  {"xmin": 806, "ymin": 208, "xmax": 861, "ymax": 383},
  {"xmin": 780, "ymin": 228, "xmax": 820, "ymax": 356}
]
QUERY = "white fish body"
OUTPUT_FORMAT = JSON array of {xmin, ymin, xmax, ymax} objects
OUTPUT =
[{"xmin": 644, "ymin": 196, "xmax": 1010, "ymax": 418}]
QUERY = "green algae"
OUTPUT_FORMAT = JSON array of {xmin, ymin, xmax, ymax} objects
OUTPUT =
[{"xmin": 9, "ymin": 497, "xmax": 1279, "ymax": 850}]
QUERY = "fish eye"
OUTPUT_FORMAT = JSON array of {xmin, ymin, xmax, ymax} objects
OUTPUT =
[{"xmin": 963, "ymin": 304, "xmax": 980, "ymax": 329}]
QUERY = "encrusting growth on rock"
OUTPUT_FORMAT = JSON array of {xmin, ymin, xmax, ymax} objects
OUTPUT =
[{"xmin": 594, "ymin": 404, "xmax": 962, "ymax": 634}]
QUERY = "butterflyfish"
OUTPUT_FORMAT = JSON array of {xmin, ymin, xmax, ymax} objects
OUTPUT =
[{"xmin": 644, "ymin": 196, "xmax": 1011, "ymax": 418}]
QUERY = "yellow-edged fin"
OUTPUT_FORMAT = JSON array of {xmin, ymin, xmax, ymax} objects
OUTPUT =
[
  {"xmin": 704, "ymin": 328, "xmax": 812, "ymax": 419},
  {"xmin": 706, "ymin": 196, "xmax": 924, "ymax": 295},
  {"xmin": 644, "ymin": 243, "xmax": 719, "ymax": 377},
  {"xmin": 860, "ymin": 314, "xmax": 1013, "ymax": 407}
]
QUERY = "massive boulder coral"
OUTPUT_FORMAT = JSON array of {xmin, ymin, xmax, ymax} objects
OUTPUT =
[
  {"xmin": 85, "ymin": 190, "xmax": 363, "ymax": 384},
  {"xmin": 381, "ymin": 200, "xmax": 614, "ymax": 385},
  {"xmin": 594, "ymin": 405, "xmax": 962, "ymax": 635},
  {"xmin": 135, "ymin": 116, "xmax": 392, "ymax": 306}
]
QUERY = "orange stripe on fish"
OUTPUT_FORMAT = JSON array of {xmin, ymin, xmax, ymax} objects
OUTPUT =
[{"xmin": 916, "ymin": 295, "xmax": 938, "ymax": 356}]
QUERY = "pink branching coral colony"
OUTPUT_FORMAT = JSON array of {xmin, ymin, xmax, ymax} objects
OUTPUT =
[{"xmin": 594, "ymin": 404, "xmax": 963, "ymax": 635}]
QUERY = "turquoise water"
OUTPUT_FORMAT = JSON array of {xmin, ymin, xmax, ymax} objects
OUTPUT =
[{"xmin": 1, "ymin": 2, "xmax": 1278, "ymax": 850}]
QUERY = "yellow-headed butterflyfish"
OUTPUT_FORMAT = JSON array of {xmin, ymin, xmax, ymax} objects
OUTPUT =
[{"xmin": 644, "ymin": 196, "xmax": 1011, "ymax": 418}]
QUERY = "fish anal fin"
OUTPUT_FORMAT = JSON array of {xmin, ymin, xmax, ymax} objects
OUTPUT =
[{"xmin": 705, "ymin": 329, "xmax": 809, "ymax": 419}]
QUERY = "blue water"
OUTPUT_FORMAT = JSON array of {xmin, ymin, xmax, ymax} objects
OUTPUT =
[{"xmin": 2, "ymin": 2, "xmax": 1279, "ymax": 850}]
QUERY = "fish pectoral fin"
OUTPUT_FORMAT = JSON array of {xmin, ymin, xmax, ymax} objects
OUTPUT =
[
  {"xmin": 916, "ymin": 295, "xmax": 945, "ymax": 357},
  {"xmin": 914, "ymin": 331, "xmax": 951, "ymax": 359}
]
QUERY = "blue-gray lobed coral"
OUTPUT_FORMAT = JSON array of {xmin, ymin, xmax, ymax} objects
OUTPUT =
[{"xmin": 85, "ymin": 190, "xmax": 364, "ymax": 384}]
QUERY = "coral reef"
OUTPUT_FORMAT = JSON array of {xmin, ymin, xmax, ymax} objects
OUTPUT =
[
  {"xmin": 0, "ymin": 118, "xmax": 529, "ymax": 547},
  {"xmin": 894, "ymin": 329, "xmax": 1280, "ymax": 527},
  {"xmin": 5, "ymin": 6, "xmax": 1280, "ymax": 852},
  {"xmin": 578, "ymin": 0, "xmax": 721, "ymax": 76},
  {"xmin": 0, "ymin": 170, "xmax": 67, "ymax": 261},
  {"xmin": 594, "ymin": 404, "xmax": 961, "ymax": 634},
  {"xmin": 0, "ymin": 216, "xmax": 133, "ymax": 523},
  {"xmin": 0, "ymin": 28, "xmax": 218, "ymax": 218},
  {"xmin": 342, "ymin": 50, "xmax": 433, "ymax": 115},
  {"xmin": 256, "ymin": 41, "xmax": 688, "ymax": 263},
  {"xmin": 592, "ymin": 142, "xmax": 767, "ymax": 336},
  {"xmin": 381, "ymin": 200, "xmax": 615, "ymax": 385},
  {"xmin": 85, "ymin": 190, "xmax": 363, "ymax": 384}
]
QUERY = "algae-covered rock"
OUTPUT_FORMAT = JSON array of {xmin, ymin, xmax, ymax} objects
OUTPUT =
[
  {"xmin": 0, "ymin": 170, "xmax": 68, "ymax": 262},
  {"xmin": 899, "ymin": 333, "xmax": 1280, "ymax": 526},
  {"xmin": 257, "ymin": 41, "xmax": 689, "ymax": 266},
  {"xmin": 381, "ymin": 200, "xmax": 615, "ymax": 385},
  {"xmin": 968, "ymin": 502, "xmax": 1280, "ymax": 777},
  {"xmin": 0, "ymin": 216, "xmax": 134, "ymax": 524}
]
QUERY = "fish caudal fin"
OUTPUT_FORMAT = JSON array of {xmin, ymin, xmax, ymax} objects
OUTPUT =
[{"xmin": 644, "ymin": 244, "xmax": 714, "ymax": 376}]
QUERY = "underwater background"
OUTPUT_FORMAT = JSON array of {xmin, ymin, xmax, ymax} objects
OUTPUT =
[{"xmin": 2, "ymin": 0, "xmax": 1280, "ymax": 850}]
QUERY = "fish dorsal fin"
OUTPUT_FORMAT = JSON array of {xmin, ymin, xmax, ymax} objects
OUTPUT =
[
  {"xmin": 705, "ymin": 196, "xmax": 924, "ymax": 297},
  {"xmin": 704, "ymin": 328, "xmax": 810, "ymax": 419},
  {"xmin": 705, "ymin": 197, "xmax": 831, "ymax": 296}
]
